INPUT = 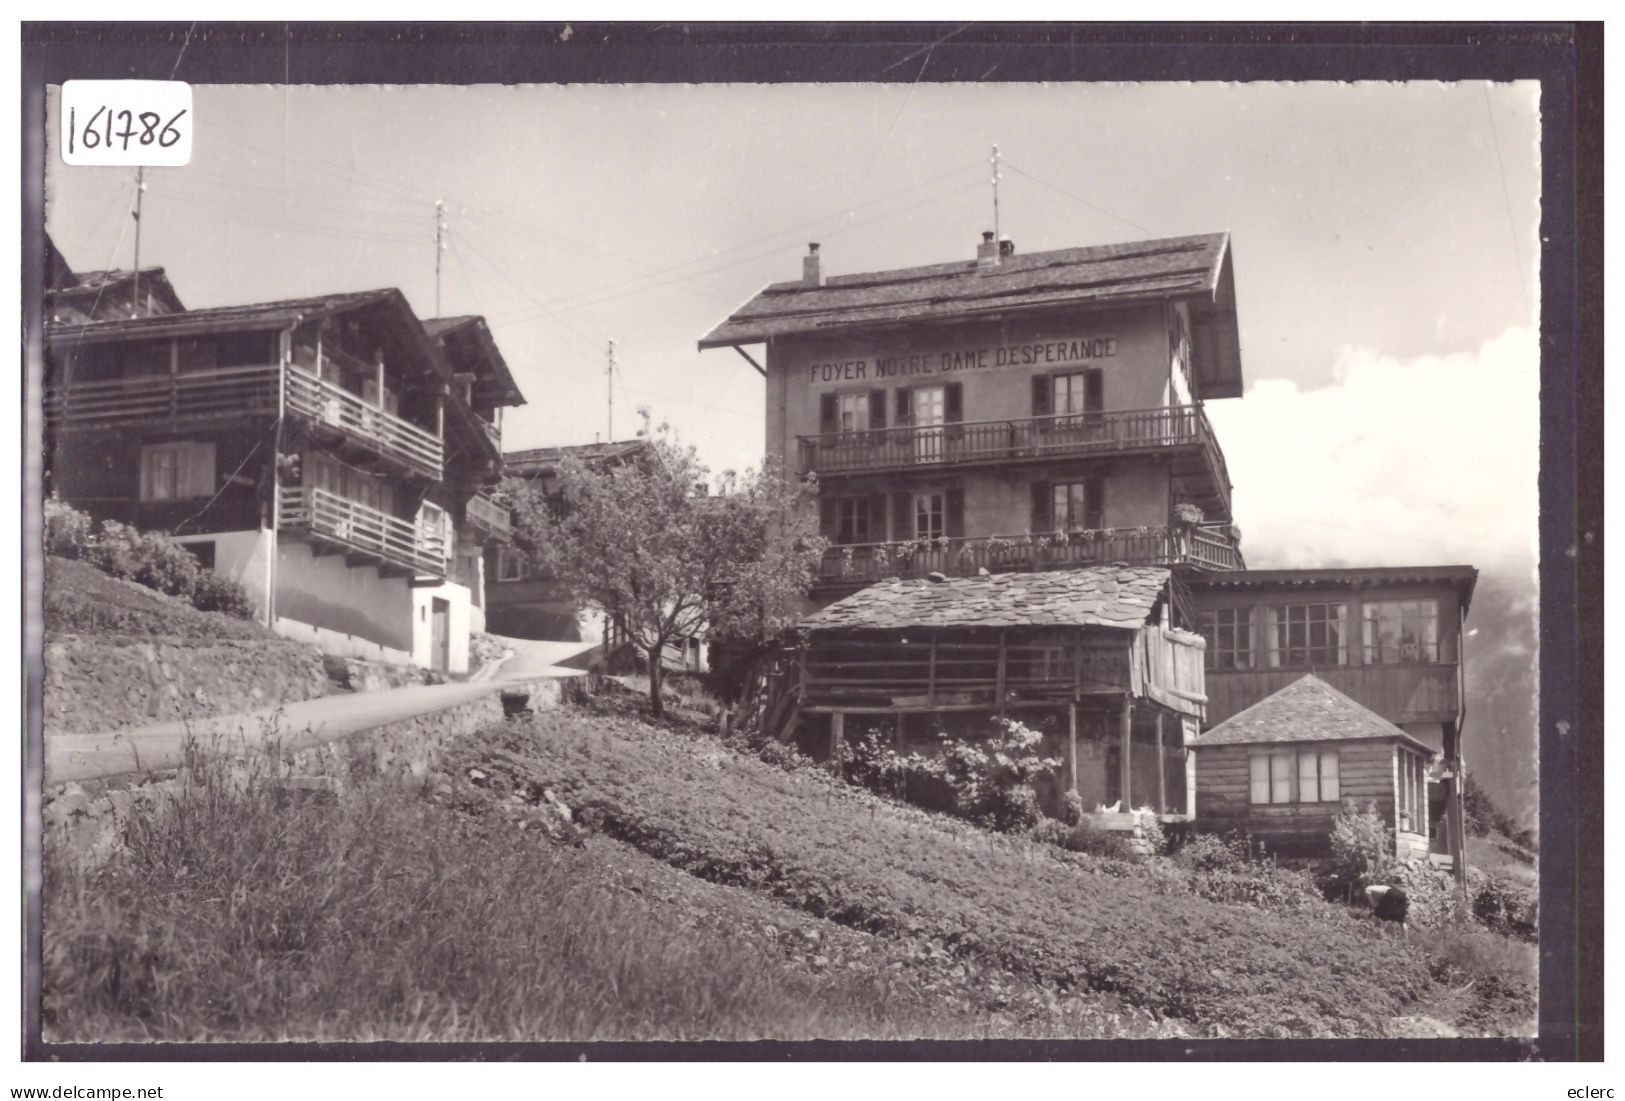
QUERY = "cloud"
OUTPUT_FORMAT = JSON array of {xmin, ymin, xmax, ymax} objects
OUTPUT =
[{"xmin": 1207, "ymin": 326, "xmax": 1539, "ymax": 576}]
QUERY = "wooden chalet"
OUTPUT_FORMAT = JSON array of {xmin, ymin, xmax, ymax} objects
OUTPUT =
[
  {"xmin": 1187, "ymin": 674, "xmax": 1437, "ymax": 860},
  {"xmin": 44, "ymin": 259, "xmax": 524, "ymax": 673},
  {"xmin": 793, "ymin": 565, "xmax": 1207, "ymax": 817}
]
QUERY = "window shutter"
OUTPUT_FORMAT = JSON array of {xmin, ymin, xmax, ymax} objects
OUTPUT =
[
  {"xmin": 891, "ymin": 491, "xmax": 911, "ymax": 541},
  {"xmin": 1085, "ymin": 368, "xmax": 1104, "ymax": 413},
  {"xmin": 1030, "ymin": 481, "xmax": 1051, "ymax": 532},
  {"xmin": 1031, "ymin": 374, "xmax": 1051, "ymax": 417},
  {"xmin": 868, "ymin": 389, "xmax": 887, "ymax": 430},
  {"xmin": 1249, "ymin": 755, "xmax": 1269, "ymax": 804},
  {"xmin": 867, "ymin": 493, "xmax": 888, "ymax": 544},
  {"xmin": 895, "ymin": 387, "xmax": 913, "ymax": 426},
  {"xmin": 1086, "ymin": 476, "xmax": 1104, "ymax": 530},
  {"xmin": 945, "ymin": 382, "xmax": 963, "ymax": 423},
  {"xmin": 945, "ymin": 487, "xmax": 964, "ymax": 538},
  {"xmin": 189, "ymin": 442, "xmax": 217, "ymax": 498},
  {"xmin": 819, "ymin": 393, "xmax": 837, "ymax": 435},
  {"xmin": 819, "ymin": 495, "xmax": 836, "ymax": 538}
]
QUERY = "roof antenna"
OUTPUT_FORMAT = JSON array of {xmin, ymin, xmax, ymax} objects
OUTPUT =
[{"xmin": 989, "ymin": 144, "xmax": 1002, "ymax": 251}]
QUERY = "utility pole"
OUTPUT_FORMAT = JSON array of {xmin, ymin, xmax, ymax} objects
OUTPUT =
[
  {"xmin": 607, "ymin": 338, "xmax": 616, "ymax": 441},
  {"xmin": 434, "ymin": 199, "xmax": 447, "ymax": 317},
  {"xmin": 990, "ymin": 144, "xmax": 1002, "ymax": 249},
  {"xmin": 130, "ymin": 167, "xmax": 146, "ymax": 317}
]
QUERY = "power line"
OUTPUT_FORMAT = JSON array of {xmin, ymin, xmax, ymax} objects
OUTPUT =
[
  {"xmin": 1480, "ymin": 84, "xmax": 1531, "ymax": 309},
  {"xmin": 1002, "ymin": 160, "xmax": 1157, "ymax": 237}
]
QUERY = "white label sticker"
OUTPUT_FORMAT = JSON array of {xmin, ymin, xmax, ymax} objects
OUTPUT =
[{"xmin": 60, "ymin": 80, "xmax": 192, "ymax": 166}]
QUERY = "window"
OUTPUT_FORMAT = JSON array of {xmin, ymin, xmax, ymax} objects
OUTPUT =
[
  {"xmin": 836, "ymin": 391, "xmax": 870, "ymax": 434},
  {"xmin": 495, "ymin": 548, "xmax": 530, "ymax": 582},
  {"xmin": 1199, "ymin": 607, "xmax": 1254, "ymax": 670},
  {"xmin": 139, "ymin": 441, "xmax": 215, "ymax": 501},
  {"xmin": 1249, "ymin": 749, "xmax": 1340, "ymax": 805},
  {"xmin": 1362, "ymin": 599, "xmax": 1440, "ymax": 664},
  {"xmin": 1049, "ymin": 479, "xmax": 1104, "ymax": 531},
  {"xmin": 1267, "ymin": 603, "xmax": 1348, "ymax": 667},
  {"xmin": 914, "ymin": 492, "xmax": 945, "ymax": 541},
  {"xmin": 834, "ymin": 497, "xmax": 873, "ymax": 545},
  {"xmin": 418, "ymin": 502, "xmax": 450, "ymax": 553}
]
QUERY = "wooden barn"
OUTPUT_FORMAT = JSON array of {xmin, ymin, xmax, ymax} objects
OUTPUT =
[
  {"xmin": 1186, "ymin": 673, "xmax": 1436, "ymax": 860},
  {"xmin": 793, "ymin": 564, "xmax": 1207, "ymax": 818}
]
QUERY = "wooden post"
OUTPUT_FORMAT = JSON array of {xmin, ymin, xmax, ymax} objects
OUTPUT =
[
  {"xmin": 435, "ymin": 395, "xmax": 445, "ymax": 440},
  {"xmin": 995, "ymin": 631, "xmax": 1007, "ymax": 716},
  {"xmin": 1118, "ymin": 697, "xmax": 1134, "ymax": 810},
  {"xmin": 830, "ymin": 712, "xmax": 845, "ymax": 766},
  {"xmin": 928, "ymin": 637, "xmax": 938, "ymax": 708},
  {"xmin": 1156, "ymin": 710, "xmax": 1167, "ymax": 814},
  {"xmin": 375, "ymin": 354, "xmax": 386, "ymax": 409},
  {"xmin": 1067, "ymin": 702, "xmax": 1079, "ymax": 795}
]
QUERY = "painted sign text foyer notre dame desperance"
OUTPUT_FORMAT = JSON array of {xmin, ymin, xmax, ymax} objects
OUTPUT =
[{"xmin": 806, "ymin": 335, "xmax": 1118, "ymax": 385}]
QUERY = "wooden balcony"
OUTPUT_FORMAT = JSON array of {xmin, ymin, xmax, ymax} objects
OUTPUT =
[
  {"xmin": 799, "ymin": 404, "xmax": 1232, "ymax": 517},
  {"xmin": 44, "ymin": 364, "xmax": 283, "ymax": 427},
  {"xmin": 814, "ymin": 525, "xmax": 1244, "ymax": 589},
  {"xmin": 278, "ymin": 486, "xmax": 448, "ymax": 578},
  {"xmin": 465, "ymin": 491, "xmax": 512, "ymax": 541},
  {"xmin": 284, "ymin": 367, "xmax": 442, "ymax": 480},
  {"xmin": 46, "ymin": 363, "xmax": 444, "ymax": 481}
]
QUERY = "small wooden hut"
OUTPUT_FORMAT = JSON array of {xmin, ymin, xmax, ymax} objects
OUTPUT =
[
  {"xmin": 1186, "ymin": 674, "xmax": 1437, "ymax": 860},
  {"xmin": 793, "ymin": 566, "xmax": 1208, "ymax": 817}
]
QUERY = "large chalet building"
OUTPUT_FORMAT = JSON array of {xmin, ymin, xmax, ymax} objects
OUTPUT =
[
  {"xmin": 702, "ymin": 230, "xmax": 1474, "ymax": 866},
  {"xmin": 44, "ymin": 245, "xmax": 525, "ymax": 676}
]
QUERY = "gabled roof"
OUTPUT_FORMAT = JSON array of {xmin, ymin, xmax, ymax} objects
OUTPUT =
[
  {"xmin": 800, "ymin": 565, "xmax": 1170, "ymax": 632},
  {"xmin": 504, "ymin": 438, "xmax": 648, "ymax": 477},
  {"xmin": 48, "ymin": 266, "xmax": 187, "ymax": 317},
  {"xmin": 423, "ymin": 314, "xmax": 526, "ymax": 408},
  {"xmin": 697, "ymin": 231, "xmax": 1244, "ymax": 398},
  {"xmin": 1189, "ymin": 565, "xmax": 1479, "ymax": 615},
  {"xmin": 44, "ymin": 287, "xmax": 403, "ymax": 343},
  {"xmin": 1188, "ymin": 674, "xmax": 1435, "ymax": 754}
]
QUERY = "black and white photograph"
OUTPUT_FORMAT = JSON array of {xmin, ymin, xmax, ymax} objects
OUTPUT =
[{"xmin": 19, "ymin": 20, "xmax": 1599, "ymax": 1077}]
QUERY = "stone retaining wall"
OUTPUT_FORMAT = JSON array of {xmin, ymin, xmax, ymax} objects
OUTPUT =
[{"xmin": 44, "ymin": 635, "xmax": 331, "ymax": 736}]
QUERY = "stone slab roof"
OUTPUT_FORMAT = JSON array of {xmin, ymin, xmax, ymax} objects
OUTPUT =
[
  {"xmin": 1187, "ymin": 674, "xmax": 1436, "ymax": 755},
  {"xmin": 799, "ymin": 565, "xmax": 1170, "ymax": 632}
]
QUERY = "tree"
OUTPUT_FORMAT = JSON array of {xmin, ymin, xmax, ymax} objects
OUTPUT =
[{"xmin": 507, "ymin": 420, "xmax": 826, "ymax": 717}]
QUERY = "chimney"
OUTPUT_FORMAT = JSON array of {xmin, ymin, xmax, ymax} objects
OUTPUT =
[
  {"xmin": 802, "ymin": 242, "xmax": 823, "ymax": 287},
  {"xmin": 976, "ymin": 230, "xmax": 999, "ymax": 270},
  {"xmin": 999, "ymin": 235, "xmax": 1015, "ymax": 259}
]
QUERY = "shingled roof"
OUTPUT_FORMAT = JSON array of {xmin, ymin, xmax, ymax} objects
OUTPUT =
[
  {"xmin": 800, "ymin": 565, "xmax": 1170, "ymax": 632},
  {"xmin": 1188, "ymin": 565, "xmax": 1479, "ymax": 615},
  {"xmin": 697, "ymin": 231, "xmax": 1243, "ymax": 398},
  {"xmin": 504, "ymin": 438, "xmax": 648, "ymax": 476},
  {"xmin": 1188, "ymin": 674, "xmax": 1435, "ymax": 754}
]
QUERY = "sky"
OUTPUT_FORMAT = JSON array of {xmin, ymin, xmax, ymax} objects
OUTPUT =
[{"xmin": 43, "ymin": 80, "xmax": 1542, "ymax": 819}]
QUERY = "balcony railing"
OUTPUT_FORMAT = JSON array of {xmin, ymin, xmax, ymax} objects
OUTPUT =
[
  {"xmin": 44, "ymin": 363, "xmax": 284, "ymax": 427},
  {"xmin": 465, "ymin": 491, "xmax": 512, "ymax": 541},
  {"xmin": 284, "ymin": 367, "xmax": 442, "ymax": 479},
  {"xmin": 278, "ymin": 486, "xmax": 448, "ymax": 578},
  {"xmin": 814, "ymin": 524, "xmax": 1244, "ymax": 587},
  {"xmin": 46, "ymin": 362, "xmax": 444, "ymax": 480},
  {"xmin": 799, "ymin": 404, "xmax": 1231, "ymax": 512}
]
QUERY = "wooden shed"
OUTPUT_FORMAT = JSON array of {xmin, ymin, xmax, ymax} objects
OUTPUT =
[
  {"xmin": 793, "ymin": 565, "xmax": 1208, "ymax": 817},
  {"xmin": 1186, "ymin": 674, "xmax": 1436, "ymax": 860}
]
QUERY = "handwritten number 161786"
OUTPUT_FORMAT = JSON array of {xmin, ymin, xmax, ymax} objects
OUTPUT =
[{"xmin": 68, "ymin": 106, "xmax": 188, "ymax": 153}]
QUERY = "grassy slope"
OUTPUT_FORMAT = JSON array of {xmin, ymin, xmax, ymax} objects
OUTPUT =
[
  {"xmin": 449, "ymin": 700, "xmax": 1463, "ymax": 1040},
  {"xmin": 45, "ymin": 556, "xmax": 275, "ymax": 641},
  {"xmin": 44, "ymin": 754, "xmax": 1172, "ymax": 1042}
]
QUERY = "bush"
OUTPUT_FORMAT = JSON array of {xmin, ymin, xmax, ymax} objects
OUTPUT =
[
  {"xmin": 1329, "ymin": 801, "xmax": 1396, "ymax": 890},
  {"xmin": 1170, "ymin": 831, "xmax": 1245, "ymax": 873},
  {"xmin": 1470, "ymin": 869, "xmax": 1538, "ymax": 941},
  {"xmin": 191, "ymin": 569, "xmax": 256, "ymax": 620},
  {"xmin": 840, "ymin": 717, "xmax": 1060, "ymax": 833},
  {"xmin": 44, "ymin": 496, "xmax": 95, "ymax": 559},
  {"xmin": 1058, "ymin": 819, "xmax": 1141, "ymax": 862}
]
